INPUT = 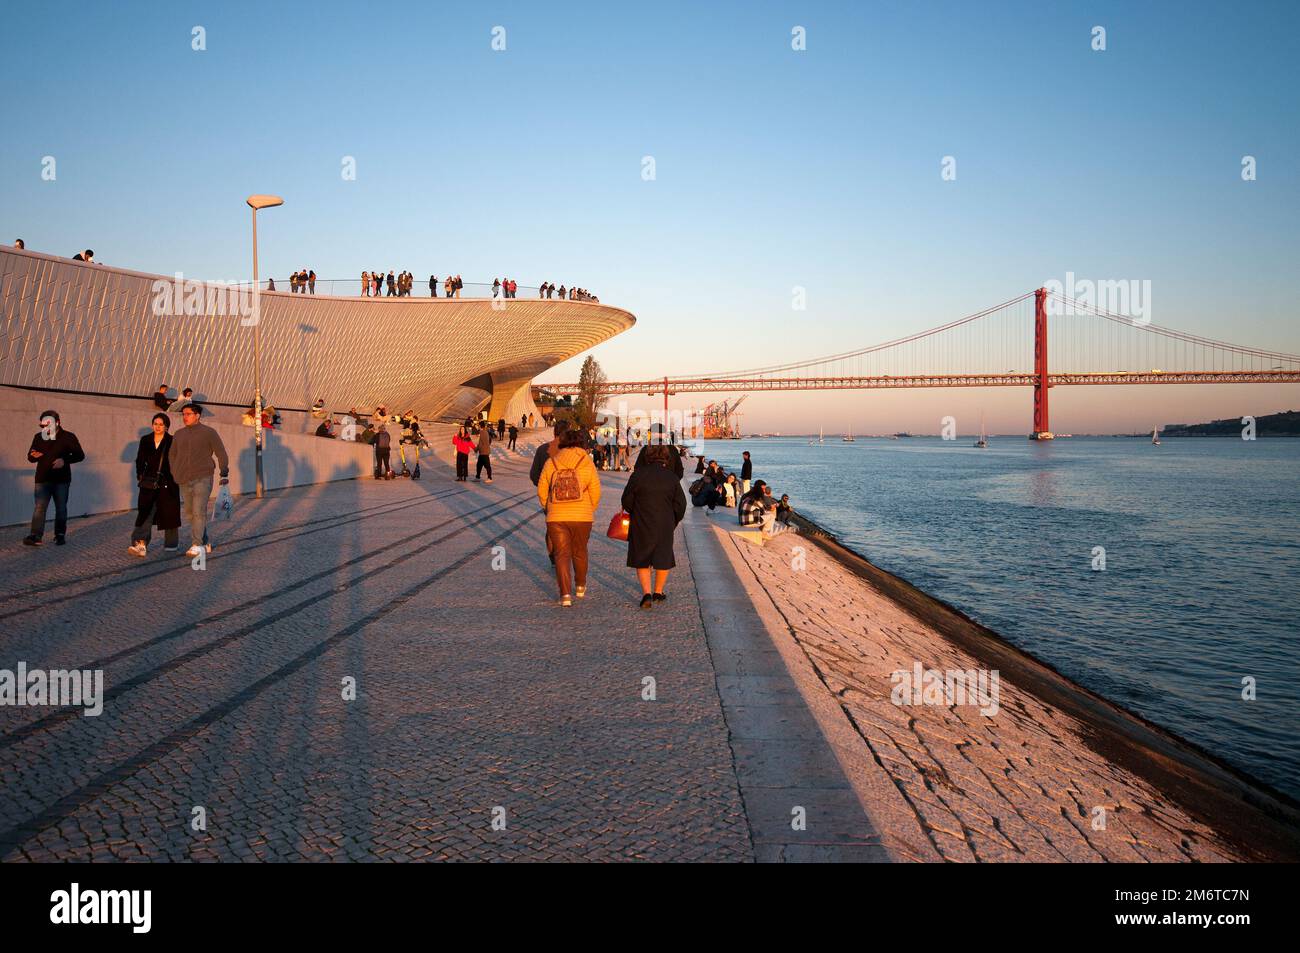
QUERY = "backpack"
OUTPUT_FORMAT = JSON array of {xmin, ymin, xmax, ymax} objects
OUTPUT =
[
  {"xmin": 549, "ymin": 453, "xmax": 583, "ymax": 503},
  {"xmin": 689, "ymin": 478, "xmax": 705, "ymax": 495},
  {"xmin": 376, "ymin": 430, "xmax": 391, "ymax": 450}
]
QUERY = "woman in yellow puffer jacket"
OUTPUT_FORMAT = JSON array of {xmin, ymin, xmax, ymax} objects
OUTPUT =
[{"xmin": 537, "ymin": 428, "xmax": 602, "ymax": 607}]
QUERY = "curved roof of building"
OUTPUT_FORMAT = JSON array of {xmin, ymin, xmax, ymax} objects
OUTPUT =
[{"xmin": 0, "ymin": 246, "xmax": 635, "ymax": 421}]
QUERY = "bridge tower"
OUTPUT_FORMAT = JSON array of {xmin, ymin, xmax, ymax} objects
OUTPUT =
[{"xmin": 1030, "ymin": 287, "xmax": 1053, "ymax": 440}]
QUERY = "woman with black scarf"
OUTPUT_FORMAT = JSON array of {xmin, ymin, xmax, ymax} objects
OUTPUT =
[{"xmin": 128, "ymin": 413, "xmax": 182, "ymax": 556}]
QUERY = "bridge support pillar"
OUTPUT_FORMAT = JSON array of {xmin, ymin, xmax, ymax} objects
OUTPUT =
[{"xmin": 1031, "ymin": 287, "xmax": 1053, "ymax": 440}]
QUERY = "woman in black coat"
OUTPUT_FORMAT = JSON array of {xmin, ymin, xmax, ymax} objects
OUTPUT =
[
  {"xmin": 621, "ymin": 444, "xmax": 687, "ymax": 609},
  {"xmin": 635, "ymin": 441, "xmax": 684, "ymax": 479},
  {"xmin": 127, "ymin": 413, "xmax": 182, "ymax": 556}
]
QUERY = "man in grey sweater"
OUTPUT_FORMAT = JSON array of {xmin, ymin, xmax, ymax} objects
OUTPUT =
[{"xmin": 170, "ymin": 403, "xmax": 230, "ymax": 556}]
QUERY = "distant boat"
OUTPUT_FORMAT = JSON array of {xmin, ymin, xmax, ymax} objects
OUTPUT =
[
  {"xmin": 843, "ymin": 424, "xmax": 855, "ymax": 443},
  {"xmin": 974, "ymin": 412, "xmax": 988, "ymax": 449},
  {"xmin": 1152, "ymin": 426, "xmax": 1161, "ymax": 446}
]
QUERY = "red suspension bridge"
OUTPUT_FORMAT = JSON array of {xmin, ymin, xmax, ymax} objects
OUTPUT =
[{"xmin": 545, "ymin": 288, "xmax": 1300, "ymax": 438}]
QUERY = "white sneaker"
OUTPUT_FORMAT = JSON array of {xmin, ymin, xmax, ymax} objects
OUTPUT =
[
  {"xmin": 185, "ymin": 545, "xmax": 202, "ymax": 557},
  {"xmin": 575, "ymin": 586, "xmax": 586, "ymax": 599},
  {"xmin": 561, "ymin": 594, "xmax": 573, "ymax": 607},
  {"xmin": 127, "ymin": 542, "xmax": 147, "ymax": 558}
]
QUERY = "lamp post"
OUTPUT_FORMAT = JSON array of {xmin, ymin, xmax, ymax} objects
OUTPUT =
[{"xmin": 247, "ymin": 194, "xmax": 284, "ymax": 498}]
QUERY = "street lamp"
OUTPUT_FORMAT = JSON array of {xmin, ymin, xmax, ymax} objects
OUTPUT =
[{"xmin": 247, "ymin": 194, "xmax": 283, "ymax": 499}]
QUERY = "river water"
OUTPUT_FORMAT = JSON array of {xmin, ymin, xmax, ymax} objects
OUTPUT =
[{"xmin": 699, "ymin": 435, "xmax": 1300, "ymax": 800}]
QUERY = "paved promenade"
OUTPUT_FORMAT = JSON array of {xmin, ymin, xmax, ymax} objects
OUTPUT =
[
  {"xmin": 0, "ymin": 445, "xmax": 883, "ymax": 861},
  {"xmin": 8, "ymin": 442, "xmax": 1280, "ymax": 862},
  {"xmin": 712, "ymin": 528, "xmax": 1295, "ymax": 862}
]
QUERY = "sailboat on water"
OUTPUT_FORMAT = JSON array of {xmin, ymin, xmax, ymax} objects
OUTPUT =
[
  {"xmin": 1151, "ymin": 426, "xmax": 1161, "ymax": 446},
  {"xmin": 843, "ymin": 424, "xmax": 855, "ymax": 443},
  {"xmin": 974, "ymin": 412, "xmax": 988, "ymax": 449}
]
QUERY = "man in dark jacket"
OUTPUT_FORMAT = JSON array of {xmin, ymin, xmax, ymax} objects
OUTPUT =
[
  {"xmin": 530, "ymin": 419, "xmax": 570, "ymax": 486},
  {"xmin": 152, "ymin": 385, "xmax": 170, "ymax": 411},
  {"xmin": 740, "ymin": 450, "xmax": 753, "ymax": 494},
  {"xmin": 24, "ymin": 410, "xmax": 86, "ymax": 546},
  {"xmin": 475, "ymin": 424, "xmax": 493, "ymax": 482}
]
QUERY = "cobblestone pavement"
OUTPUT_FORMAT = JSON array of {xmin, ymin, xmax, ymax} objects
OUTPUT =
[
  {"xmin": 0, "ymin": 449, "xmax": 753, "ymax": 861},
  {"xmin": 716, "ymin": 530, "xmax": 1249, "ymax": 862}
]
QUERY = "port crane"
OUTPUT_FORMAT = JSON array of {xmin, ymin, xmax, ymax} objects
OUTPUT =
[{"xmin": 699, "ymin": 395, "xmax": 747, "ymax": 439}]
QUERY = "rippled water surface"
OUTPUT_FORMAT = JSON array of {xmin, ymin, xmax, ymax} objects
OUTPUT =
[{"xmin": 701, "ymin": 435, "xmax": 1300, "ymax": 799}]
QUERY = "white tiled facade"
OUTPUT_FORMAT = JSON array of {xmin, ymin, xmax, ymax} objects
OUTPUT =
[{"xmin": 0, "ymin": 247, "xmax": 634, "ymax": 422}]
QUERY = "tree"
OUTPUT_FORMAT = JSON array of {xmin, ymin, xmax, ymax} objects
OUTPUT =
[{"xmin": 572, "ymin": 355, "xmax": 608, "ymax": 431}]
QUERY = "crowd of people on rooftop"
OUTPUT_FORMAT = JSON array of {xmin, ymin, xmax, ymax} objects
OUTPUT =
[{"xmin": 5, "ymin": 242, "xmax": 601, "ymax": 303}]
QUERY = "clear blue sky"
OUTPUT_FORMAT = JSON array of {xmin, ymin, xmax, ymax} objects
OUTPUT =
[{"xmin": 3, "ymin": 0, "xmax": 1297, "ymax": 432}]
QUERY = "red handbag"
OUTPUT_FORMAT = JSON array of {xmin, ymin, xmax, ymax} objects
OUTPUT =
[{"xmin": 607, "ymin": 510, "xmax": 630, "ymax": 541}]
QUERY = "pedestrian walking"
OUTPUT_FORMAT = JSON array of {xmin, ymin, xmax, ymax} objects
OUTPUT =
[
  {"xmin": 508, "ymin": 424, "xmax": 518, "ymax": 450},
  {"xmin": 374, "ymin": 423, "xmax": 393, "ymax": 479},
  {"xmin": 128, "ymin": 413, "xmax": 182, "ymax": 556},
  {"xmin": 22, "ymin": 410, "xmax": 85, "ymax": 546},
  {"xmin": 169, "ymin": 403, "xmax": 229, "ymax": 556},
  {"xmin": 475, "ymin": 424, "xmax": 493, "ymax": 482},
  {"xmin": 537, "ymin": 428, "xmax": 601, "ymax": 607},
  {"xmin": 621, "ymin": 444, "xmax": 686, "ymax": 608},
  {"xmin": 452, "ymin": 427, "xmax": 473, "ymax": 481}
]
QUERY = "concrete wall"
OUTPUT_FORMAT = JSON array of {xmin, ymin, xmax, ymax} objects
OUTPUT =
[
  {"xmin": 1, "ymin": 387, "xmax": 556, "ymax": 526},
  {"xmin": 1, "ymin": 387, "xmax": 376, "ymax": 527}
]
